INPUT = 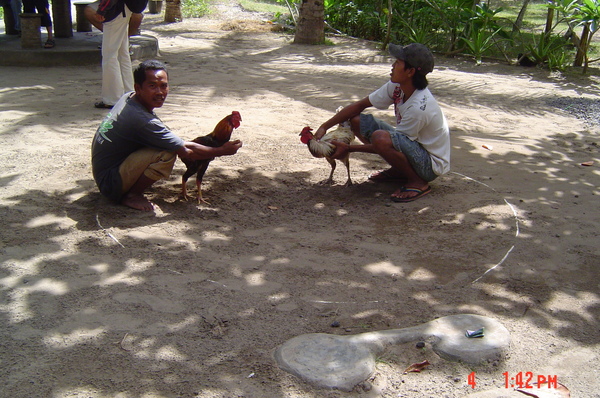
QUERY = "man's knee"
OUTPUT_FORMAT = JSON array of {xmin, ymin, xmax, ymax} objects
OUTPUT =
[
  {"xmin": 371, "ymin": 129, "xmax": 393, "ymax": 151},
  {"xmin": 144, "ymin": 151, "xmax": 177, "ymax": 180}
]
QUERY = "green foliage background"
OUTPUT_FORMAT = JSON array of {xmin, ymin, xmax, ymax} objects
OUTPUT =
[
  {"xmin": 1, "ymin": 0, "xmax": 597, "ymax": 71},
  {"xmin": 318, "ymin": 0, "xmax": 599, "ymax": 71}
]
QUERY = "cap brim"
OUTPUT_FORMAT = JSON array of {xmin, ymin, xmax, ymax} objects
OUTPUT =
[{"xmin": 389, "ymin": 43, "xmax": 405, "ymax": 61}]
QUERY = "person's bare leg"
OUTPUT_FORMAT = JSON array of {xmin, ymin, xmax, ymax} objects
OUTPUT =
[
  {"xmin": 370, "ymin": 130, "xmax": 429, "ymax": 200},
  {"xmin": 128, "ymin": 12, "xmax": 143, "ymax": 36},
  {"xmin": 350, "ymin": 116, "xmax": 408, "ymax": 182},
  {"xmin": 121, "ymin": 174, "xmax": 157, "ymax": 211}
]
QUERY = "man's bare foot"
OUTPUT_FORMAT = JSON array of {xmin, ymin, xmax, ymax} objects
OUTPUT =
[
  {"xmin": 391, "ymin": 185, "xmax": 431, "ymax": 202},
  {"xmin": 121, "ymin": 193, "xmax": 155, "ymax": 211}
]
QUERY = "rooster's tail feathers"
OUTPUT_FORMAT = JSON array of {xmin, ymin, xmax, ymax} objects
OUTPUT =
[{"xmin": 335, "ymin": 106, "xmax": 351, "ymax": 128}]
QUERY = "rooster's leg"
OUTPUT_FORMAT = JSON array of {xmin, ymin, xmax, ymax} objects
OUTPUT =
[
  {"xmin": 324, "ymin": 158, "xmax": 336, "ymax": 185},
  {"xmin": 342, "ymin": 156, "xmax": 352, "ymax": 187},
  {"xmin": 180, "ymin": 177, "xmax": 190, "ymax": 201},
  {"xmin": 194, "ymin": 163, "xmax": 212, "ymax": 204},
  {"xmin": 196, "ymin": 179, "xmax": 211, "ymax": 205},
  {"xmin": 197, "ymin": 188, "xmax": 210, "ymax": 205}
]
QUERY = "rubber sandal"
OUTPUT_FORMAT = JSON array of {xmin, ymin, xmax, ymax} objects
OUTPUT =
[
  {"xmin": 391, "ymin": 186, "xmax": 431, "ymax": 203},
  {"xmin": 44, "ymin": 39, "xmax": 55, "ymax": 49},
  {"xmin": 94, "ymin": 101, "xmax": 113, "ymax": 109}
]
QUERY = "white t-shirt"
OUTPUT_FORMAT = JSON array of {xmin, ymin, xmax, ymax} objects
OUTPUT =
[{"xmin": 369, "ymin": 81, "xmax": 450, "ymax": 175}]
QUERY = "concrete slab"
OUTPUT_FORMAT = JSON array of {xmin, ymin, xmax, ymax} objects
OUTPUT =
[
  {"xmin": 274, "ymin": 314, "xmax": 511, "ymax": 391},
  {"xmin": 0, "ymin": 30, "xmax": 158, "ymax": 67}
]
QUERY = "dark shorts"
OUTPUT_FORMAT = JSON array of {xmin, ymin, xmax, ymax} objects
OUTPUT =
[
  {"xmin": 23, "ymin": 0, "xmax": 52, "ymax": 27},
  {"xmin": 360, "ymin": 113, "xmax": 437, "ymax": 182}
]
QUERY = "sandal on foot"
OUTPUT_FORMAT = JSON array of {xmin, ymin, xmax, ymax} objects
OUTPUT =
[
  {"xmin": 94, "ymin": 101, "xmax": 113, "ymax": 109},
  {"xmin": 391, "ymin": 186, "xmax": 431, "ymax": 203},
  {"xmin": 368, "ymin": 169, "xmax": 407, "ymax": 182},
  {"xmin": 44, "ymin": 39, "xmax": 55, "ymax": 48}
]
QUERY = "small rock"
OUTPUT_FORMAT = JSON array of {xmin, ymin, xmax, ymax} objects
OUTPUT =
[
  {"xmin": 330, "ymin": 321, "xmax": 340, "ymax": 328},
  {"xmin": 361, "ymin": 380, "xmax": 372, "ymax": 392},
  {"xmin": 416, "ymin": 341, "xmax": 425, "ymax": 349}
]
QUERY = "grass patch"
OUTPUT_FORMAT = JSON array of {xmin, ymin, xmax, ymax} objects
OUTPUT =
[
  {"xmin": 239, "ymin": 0, "xmax": 287, "ymax": 14},
  {"xmin": 182, "ymin": 0, "xmax": 211, "ymax": 18}
]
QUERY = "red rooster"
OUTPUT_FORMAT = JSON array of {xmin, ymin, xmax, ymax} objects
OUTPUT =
[
  {"xmin": 180, "ymin": 111, "xmax": 241, "ymax": 203},
  {"xmin": 299, "ymin": 121, "xmax": 355, "ymax": 186}
]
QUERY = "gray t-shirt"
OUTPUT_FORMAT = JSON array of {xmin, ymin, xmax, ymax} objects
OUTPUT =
[{"xmin": 91, "ymin": 92, "xmax": 184, "ymax": 202}]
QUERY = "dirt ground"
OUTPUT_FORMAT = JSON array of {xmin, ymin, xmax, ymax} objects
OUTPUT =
[{"xmin": 1, "ymin": 3, "xmax": 599, "ymax": 398}]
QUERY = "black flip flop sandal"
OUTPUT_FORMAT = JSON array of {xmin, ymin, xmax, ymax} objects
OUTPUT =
[{"xmin": 94, "ymin": 101, "xmax": 113, "ymax": 109}]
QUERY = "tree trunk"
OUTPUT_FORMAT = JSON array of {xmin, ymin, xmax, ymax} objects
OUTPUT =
[
  {"xmin": 294, "ymin": 0, "xmax": 324, "ymax": 45},
  {"xmin": 52, "ymin": 0, "xmax": 73, "ymax": 38},
  {"xmin": 544, "ymin": 7, "xmax": 554, "ymax": 34},
  {"xmin": 381, "ymin": 0, "xmax": 392, "ymax": 50},
  {"xmin": 574, "ymin": 24, "xmax": 590, "ymax": 67},
  {"xmin": 512, "ymin": 0, "xmax": 531, "ymax": 34},
  {"xmin": 164, "ymin": 0, "xmax": 182, "ymax": 23}
]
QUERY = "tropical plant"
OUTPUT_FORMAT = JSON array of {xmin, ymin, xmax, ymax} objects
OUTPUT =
[
  {"xmin": 547, "ymin": 47, "xmax": 571, "ymax": 71},
  {"xmin": 422, "ymin": 0, "xmax": 476, "ymax": 52},
  {"xmin": 325, "ymin": 1, "xmax": 387, "ymax": 41},
  {"xmin": 389, "ymin": 0, "xmax": 443, "ymax": 46},
  {"xmin": 547, "ymin": 0, "xmax": 600, "ymax": 72},
  {"xmin": 461, "ymin": 26, "xmax": 504, "ymax": 64},
  {"xmin": 284, "ymin": 0, "xmax": 598, "ymax": 71},
  {"xmin": 525, "ymin": 32, "xmax": 569, "ymax": 65},
  {"xmin": 456, "ymin": 2, "xmax": 510, "ymax": 63},
  {"xmin": 396, "ymin": 18, "xmax": 436, "ymax": 47}
]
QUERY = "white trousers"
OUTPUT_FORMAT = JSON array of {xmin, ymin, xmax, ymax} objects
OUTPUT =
[{"xmin": 101, "ymin": 6, "xmax": 133, "ymax": 106}]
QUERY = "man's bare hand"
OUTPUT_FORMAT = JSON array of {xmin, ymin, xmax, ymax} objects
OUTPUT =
[
  {"xmin": 314, "ymin": 127, "xmax": 326, "ymax": 140},
  {"xmin": 220, "ymin": 139, "xmax": 242, "ymax": 156},
  {"xmin": 330, "ymin": 140, "xmax": 349, "ymax": 159}
]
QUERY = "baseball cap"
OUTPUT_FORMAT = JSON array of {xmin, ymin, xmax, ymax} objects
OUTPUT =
[{"xmin": 389, "ymin": 43, "xmax": 434, "ymax": 74}]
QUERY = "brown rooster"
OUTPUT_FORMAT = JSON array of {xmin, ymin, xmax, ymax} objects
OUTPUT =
[
  {"xmin": 180, "ymin": 111, "xmax": 241, "ymax": 203},
  {"xmin": 299, "ymin": 121, "xmax": 355, "ymax": 186}
]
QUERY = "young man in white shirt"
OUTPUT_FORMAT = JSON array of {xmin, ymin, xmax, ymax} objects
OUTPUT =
[{"xmin": 315, "ymin": 43, "xmax": 450, "ymax": 202}]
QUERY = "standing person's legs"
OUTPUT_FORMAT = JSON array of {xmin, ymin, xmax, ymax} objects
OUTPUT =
[
  {"xmin": 118, "ymin": 7, "xmax": 134, "ymax": 94},
  {"xmin": 101, "ymin": 10, "xmax": 131, "ymax": 106},
  {"xmin": 22, "ymin": 0, "xmax": 53, "ymax": 46},
  {"xmin": 36, "ymin": 0, "xmax": 53, "ymax": 47},
  {"xmin": 11, "ymin": 0, "xmax": 22, "ymax": 32}
]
